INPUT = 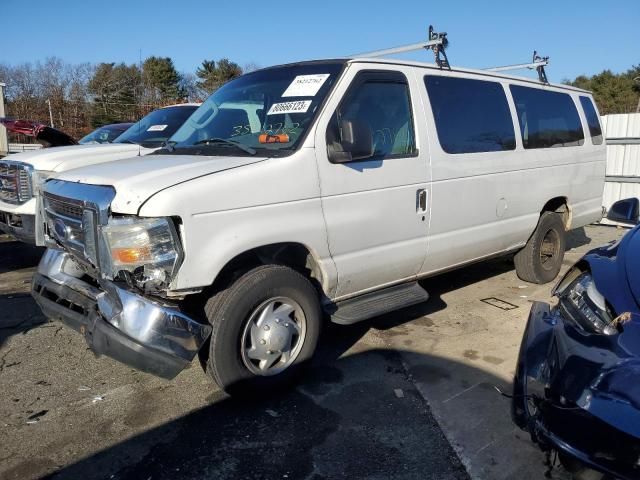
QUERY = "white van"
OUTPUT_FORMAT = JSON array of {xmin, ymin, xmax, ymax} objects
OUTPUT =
[
  {"xmin": 0, "ymin": 103, "xmax": 199, "ymax": 244},
  {"xmin": 32, "ymin": 58, "xmax": 605, "ymax": 393}
]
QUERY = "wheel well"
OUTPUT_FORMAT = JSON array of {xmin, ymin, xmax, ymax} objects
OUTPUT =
[
  {"xmin": 211, "ymin": 243, "xmax": 324, "ymax": 295},
  {"xmin": 541, "ymin": 197, "xmax": 571, "ymax": 230}
]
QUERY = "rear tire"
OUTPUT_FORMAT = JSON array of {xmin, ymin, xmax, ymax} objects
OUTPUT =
[
  {"xmin": 201, "ymin": 264, "xmax": 322, "ymax": 395},
  {"xmin": 514, "ymin": 212, "xmax": 566, "ymax": 284}
]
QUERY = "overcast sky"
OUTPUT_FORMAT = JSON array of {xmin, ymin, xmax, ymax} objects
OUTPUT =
[{"xmin": 4, "ymin": 0, "xmax": 639, "ymax": 82}]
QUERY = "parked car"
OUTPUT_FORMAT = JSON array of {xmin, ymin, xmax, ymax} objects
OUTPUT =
[
  {"xmin": 0, "ymin": 118, "xmax": 78, "ymax": 147},
  {"xmin": 32, "ymin": 58, "xmax": 605, "ymax": 394},
  {"xmin": 0, "ymin": 103, "xmax": 199, "ymax": 244},
  {"xmin": 513, "ymin": 198, "xmax": 640, "ymax": 480},
  {"xmin": 78, "ymin": 123, "xmax": 134, "ymax": 144}
]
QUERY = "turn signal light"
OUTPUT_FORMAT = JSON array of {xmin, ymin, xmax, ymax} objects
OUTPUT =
[{"xmin": 112, "ymin": 247, "xmax": 151, "ymax": 264}]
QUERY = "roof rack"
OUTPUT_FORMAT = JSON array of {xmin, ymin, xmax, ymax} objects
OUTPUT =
[
  {"xmin": 354, "ymin": 26, "xmax": 550, "ymax": 83},
  {"xmin": 355, "ymin": 25, "xmax": 450, "ymax": 69},
  {"xmin": 486, "ymin": 51, "xmax": 549, "ymax": 83}
]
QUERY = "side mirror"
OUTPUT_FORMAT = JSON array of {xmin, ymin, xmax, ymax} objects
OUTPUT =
[
  {"xmin": 328, "ymin": 119, "xmax": 373, "ymax": 164},
  {"xmin": 607, "ymin": 198, "xmax": 640, "ymax": 225}
]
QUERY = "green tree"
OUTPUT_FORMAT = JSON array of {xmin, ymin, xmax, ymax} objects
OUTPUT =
[
  {"xmin": 142, "ymin": 56, "xmax": 182, "ymax": 103},
  {"xmin": 565, "ymin": 67, "xmax": 640, "ymax": 115},
  {"xmin": 88, "ymin": 62, "xmax": 141, "ymax": 126},
  {"xmin": 195, "ymin": 58, "xmax": 243, "ymax": 94}
]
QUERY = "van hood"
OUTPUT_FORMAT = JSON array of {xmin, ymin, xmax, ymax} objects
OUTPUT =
[
  {"xmin": 3, "ymin": 143, "xmax": 151, "ymax": 172},
  {"xmin": 56, "ymin": 153, "xmax": 268, "ymax": 214}
]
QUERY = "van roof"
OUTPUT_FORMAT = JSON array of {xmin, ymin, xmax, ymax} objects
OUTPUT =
[{"xmin": 265, "ymin": 58, "xmax": 591, "ymax": 95}]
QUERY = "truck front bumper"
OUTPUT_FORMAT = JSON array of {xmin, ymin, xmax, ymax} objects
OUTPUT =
[
  {"xmin": 0, "ymin": 212, "xmax": 36, "ymax": 243},
  {"xmin": 31, "ymin": 249, "xmax": 212, "ymax": 379},
  {"xmin": 0, "ymin": 196, "xmax": 43, "ymax": 245}
]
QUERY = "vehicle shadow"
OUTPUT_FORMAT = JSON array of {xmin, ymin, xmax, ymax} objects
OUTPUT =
[
  {"xmin": 566, "ymin": 226, "xmax": 592, "ymax": 250},
  {"xmin": 0, "ymin": 293, "xmax": 47, "ymax": 349},
  {"xmin": 0, "ymin": 237, "xmax": 44, "ymax": 274},
  {"xmin": 31, "ymin": 345, "xmax": 560, "ymax": 480}
]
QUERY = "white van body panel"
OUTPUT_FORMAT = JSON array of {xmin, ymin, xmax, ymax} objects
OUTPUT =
[
  {"xmin": 136, "ymin": 150, "xmax": 338, "ymax": 295},
  {"xmin": 312, "ymin": 63, "xmax": 431, "ymax": 298}
]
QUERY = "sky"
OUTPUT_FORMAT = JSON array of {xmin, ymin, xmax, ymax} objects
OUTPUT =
[{"xmin": 3, "ymin": 0, "xmax": 639, "ymax": 83}]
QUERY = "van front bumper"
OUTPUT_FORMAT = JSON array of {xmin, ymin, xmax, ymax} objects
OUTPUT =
[{"xmin": 31, "ymin": 249, "xmax": 212, "ymax": 379}]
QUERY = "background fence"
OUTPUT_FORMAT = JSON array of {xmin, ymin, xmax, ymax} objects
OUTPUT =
[{"xmin": 602, "ymin": 113, "xmax": 640, "ymax": 209}]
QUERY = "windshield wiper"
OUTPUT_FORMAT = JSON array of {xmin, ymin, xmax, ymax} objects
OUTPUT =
[
  {"xmin": 193, "ymin": 138, "xmax": 256, "ymax": 155},
  {"xmin": 116, "ymin": 139, "xmax": 137, "ymax": 144},
  {"xmin": 161, "ymin": 140, "xmax": 177, "ymax": 152}
]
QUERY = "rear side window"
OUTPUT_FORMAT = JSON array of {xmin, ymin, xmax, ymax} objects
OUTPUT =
[
  {"xmin": 510, "ymin": 85, "xmax": 584, "ymax": 149},
  {"xmin": 424, "ymin": 76, "xmax": 515, "ymax": 154},
  {"xmin": 579, "ymin": 96, "xmax": 603, "ymax": 145}
]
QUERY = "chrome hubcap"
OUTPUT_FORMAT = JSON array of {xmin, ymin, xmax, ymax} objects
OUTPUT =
[{"xmin": 241, "ymin": 297, "xmax": 306, "ymax": 376}]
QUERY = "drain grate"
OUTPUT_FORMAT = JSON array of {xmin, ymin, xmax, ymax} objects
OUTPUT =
[{"xmin": 480, "ymin": 297, "xmax": 519, "ymax": 311}]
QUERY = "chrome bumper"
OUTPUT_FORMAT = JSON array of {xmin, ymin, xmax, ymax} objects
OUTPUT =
[
  {"xmin": 0, "ymin": 212, "xmax": 37, "ymax": 244},
  {"xmin": 31, "ymin": 249, "xmax": 212, "ymax": 379}
]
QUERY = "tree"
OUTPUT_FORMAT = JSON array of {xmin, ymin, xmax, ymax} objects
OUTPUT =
[
  {"xmin": 142, "ymin": 56, "xmax": 182, "ymax": 104},
  {"xmin": 565, "ymin": 67, "xmax": 640, "ymax": 115},
  {"xmin": 88, "ymin": 62, "xmax": 141, "ymax": 126},
  {"xmin": 196, "ymin": 58, "xmax": 243, "ymax": 94}
]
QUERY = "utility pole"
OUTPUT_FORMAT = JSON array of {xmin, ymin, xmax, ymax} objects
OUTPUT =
[{"xmin": 45, "ymin": 99, "xmax": 54, "ymax": 128}]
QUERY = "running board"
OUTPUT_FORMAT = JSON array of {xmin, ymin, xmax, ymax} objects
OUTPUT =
[{"xmin": 326, "ymin": 282, "xmax": 430, "ymax": 325}]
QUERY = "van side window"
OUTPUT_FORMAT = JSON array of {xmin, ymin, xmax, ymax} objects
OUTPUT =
[
  {"xmin": 509, "ymin": 85, "xmax": 585, "ymax": 149},
  {"xmin": 579, "ymin": 96, "xmax": 604, "ymax": 145},
  {"xmin": 424, "ymin": 76, "xmax": 515, "ymax": 154},
  {"xmin": 327, "ymin": 72, "xmax": 416, "ymax": 160}
]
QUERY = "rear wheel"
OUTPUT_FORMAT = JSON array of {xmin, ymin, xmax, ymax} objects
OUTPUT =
[
  {"xmin": 515, "ymin": 212, "xmax": 566, "ymax": 284},
  {"xmin": 201, "ymin": 264, "xmax": 321, "ymax": 395}
]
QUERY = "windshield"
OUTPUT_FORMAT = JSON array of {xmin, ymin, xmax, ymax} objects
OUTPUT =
[
  {"xmin": 79, "ymin": 125, "xmax": 131, "ymax": 144},
  {"xmin": 114, "ymin": 105, "xmax": 198, "ymax": 148},
  {"xmin": 168, "ymin": 62, "xmax": 344, "ymax": 156}
]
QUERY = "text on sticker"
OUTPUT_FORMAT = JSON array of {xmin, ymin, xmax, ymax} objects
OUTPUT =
[
  {"xmin": 147, "ymin": 124, "xmax": 168, "ymax": 132},
  {"xmin": 267, "ymin": 100, "xmax": 312, "ymax": 115},
  {"xmin": 282, "ymin": 74, "xmax": 330, "ymax": 97}
]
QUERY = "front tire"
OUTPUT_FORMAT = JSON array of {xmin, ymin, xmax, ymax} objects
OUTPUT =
[
  {"xmin": 515, "ymin": 212, "xmax": 566, "ymax": 284},
  {"xmin": 202, "ymin": 265, "xmax": 322, "ymax": 395}
]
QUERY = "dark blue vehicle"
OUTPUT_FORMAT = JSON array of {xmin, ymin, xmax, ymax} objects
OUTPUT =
[{"xmin": 513, "ymin": 198, "xmax": 640, "ymax": 480}]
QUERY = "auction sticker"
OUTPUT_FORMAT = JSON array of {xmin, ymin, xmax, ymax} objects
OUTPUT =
[
  {"xmin": 267, "ymin": 100, "xmax": 312, "ymax": 115},
  {"xmin": 147, "ymin": 124, "xmax": 168, "ymax": 131},
  {"xmin": 282, "ymin": 74, "xmax": 330, "ymax": 97}
]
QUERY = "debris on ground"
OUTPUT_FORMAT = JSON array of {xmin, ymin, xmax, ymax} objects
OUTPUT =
[
  {"xmin": 92, "ymin": 395, "xmax": 104, "ymax": 403},
  {"xmin": 394, "ymin": 388, "xmax": 405, "ymax": 398}
]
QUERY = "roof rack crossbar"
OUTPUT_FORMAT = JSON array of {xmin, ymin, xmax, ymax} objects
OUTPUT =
[
  {"xmin": 354, "ymin": 26, "xmax": 450, "ymax": 69},
  {"xmin": 485, "ymin": 51, "xmax": 549, "ymax": 83}
]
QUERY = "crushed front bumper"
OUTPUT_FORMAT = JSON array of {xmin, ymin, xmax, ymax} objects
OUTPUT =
[
  {"xmin": 31, "ymin": 249, "xmax": 212, "ymax": 379},
  {"xmin": 513, "ymin": 302, "xmax": 640, "ymax": 480}
]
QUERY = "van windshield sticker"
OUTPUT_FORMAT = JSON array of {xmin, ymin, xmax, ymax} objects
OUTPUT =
[
  {"xmin": 147, "ymin": 124, "xmax": 168, "ymax": 132},
  {"xmin": 267, "ymin": 100, "xmax": 312, "ymax": 115},
  {"xmin": 281, "ymin": 74, "xmax": 330, "ymax": 97}
]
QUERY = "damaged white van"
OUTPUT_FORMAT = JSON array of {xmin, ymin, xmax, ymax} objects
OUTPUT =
[
  {"xmin": 32, "ymin": 57, "xmax": 605, "ymax": 393},
  {"xmin": 0, "ymin": 103, "xmax": 199, "ymax": 244}
]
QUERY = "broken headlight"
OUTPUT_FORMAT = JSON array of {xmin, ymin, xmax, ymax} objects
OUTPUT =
[
  {"xmin": 557, "ymin": 271, "xmax": 616, "ymax": 335},
  {"xmin": 98, "ymin": 217, "xmax": 183, "ymax": 290}
]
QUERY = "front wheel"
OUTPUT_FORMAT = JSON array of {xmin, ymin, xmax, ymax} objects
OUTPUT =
[
  {"xmin": 201, "ymin": 265, "xmax": 322, "ymax": 395},
  {"xmin": 515, "ymin": 212, "xmax": 566, "ymax": 284}
]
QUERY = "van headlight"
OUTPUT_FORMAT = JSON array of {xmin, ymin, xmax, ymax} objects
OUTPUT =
[
  {"xmin": 97, "ymin": 217, "xmax": 183, "ymax": 289},
  {"xmin": 557, "ymin": 270, "xmax": 616, "ymax": 335}
]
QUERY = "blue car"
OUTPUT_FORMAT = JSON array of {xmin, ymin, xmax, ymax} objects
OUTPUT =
[{"xmin": 513, "ymin": 197, "xmax": 640, "ymax": 480}]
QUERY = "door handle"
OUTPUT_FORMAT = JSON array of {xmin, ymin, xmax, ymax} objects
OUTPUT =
[{"xmin": 417, "ymin": 189, "xmax": 427, "ymax": 213}]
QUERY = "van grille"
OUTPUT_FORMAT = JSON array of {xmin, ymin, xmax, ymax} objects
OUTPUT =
[{"xmin": 0, "ymin": 162, "xmax": 33, "ymax": 204}]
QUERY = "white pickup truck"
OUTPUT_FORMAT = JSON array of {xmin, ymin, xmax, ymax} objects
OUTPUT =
[
  {"xmin": 0, "ymin": 103, "xmax": 199, "ymax": 244},
  {"xmin": 32, "ymin": 58, "xmax": 605, "ymax": 394}
]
